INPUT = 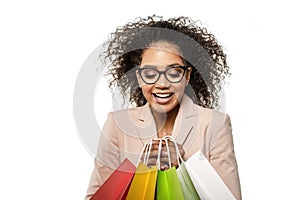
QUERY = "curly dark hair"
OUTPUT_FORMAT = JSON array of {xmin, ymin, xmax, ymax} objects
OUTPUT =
[{"xmin": 103, "ymin": 15, "xmax": 230, "ymax": 109}]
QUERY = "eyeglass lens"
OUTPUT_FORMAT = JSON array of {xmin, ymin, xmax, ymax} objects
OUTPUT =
[{"xmin": 140, "ymin": 67, "xmax": 186, "ymax": 84}]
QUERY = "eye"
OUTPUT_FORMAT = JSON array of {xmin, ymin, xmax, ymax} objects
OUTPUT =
[
  {"xmin": 145, "ymin": 74, "xmax": 157, "ymax": 79},
  {"xmin": 141, "ymin": 69, "xmax": 158, "ymax": 79},
  {"xmin": 167, "ymin": 68, "xmax": 182, "ymax": 78}
]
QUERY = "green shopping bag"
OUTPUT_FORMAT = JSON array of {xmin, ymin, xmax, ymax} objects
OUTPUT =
[
  {"xmin": 177, "ymin": 159, "xmax": 201, "ymax": 200},
  {"xmin": 162, "ymin": 136, "xmax": 201, "ymax": 200},
  {"xmin": 156, "ymin": 166, "xmax": 184, "ymax": 200},
  {"xmin": 156, "ymin": 138, "xmax": 184, "ymax": 200}
]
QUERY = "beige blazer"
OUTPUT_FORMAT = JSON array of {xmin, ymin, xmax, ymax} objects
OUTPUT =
[{"xmin": 85, "ymin": 95, "xmax": 242, "ymax": 200}]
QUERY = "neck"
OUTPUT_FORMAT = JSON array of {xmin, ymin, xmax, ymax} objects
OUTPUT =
[{"xmin": 151, "ymin": 105, "xmax": 180, "ymax": 138}]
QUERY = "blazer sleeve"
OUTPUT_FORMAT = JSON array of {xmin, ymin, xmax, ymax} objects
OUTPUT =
[
  {"xmin": 208, "ymin": 114, "xmax": 242, "ymax": 200},
  {"xmin": 84, "ymin": 112, "xmax": 121, "ymax": 200}
]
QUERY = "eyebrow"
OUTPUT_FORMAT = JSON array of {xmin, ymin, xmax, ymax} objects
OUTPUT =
[{"xmin": 140, "ymin": 63, "xmax": 183, "ymax": 68}]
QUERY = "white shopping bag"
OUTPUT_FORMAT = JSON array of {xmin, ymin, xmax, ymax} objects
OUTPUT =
[{"xmin": 185, "ymin": 150, "xmax": 236, "ymax": 200}]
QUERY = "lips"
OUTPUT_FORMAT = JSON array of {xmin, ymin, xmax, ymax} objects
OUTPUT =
[
  {"xmin": 153, "ymin": 93, "xmax": 173, "ymax": 98},
  {"xmin": 153, "ymin": 92, "xmax": 174, "ymax": 104}
]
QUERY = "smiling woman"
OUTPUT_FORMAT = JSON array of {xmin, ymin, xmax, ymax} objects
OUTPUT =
[
  {"xmin": 85, "ymin": 15, "xmax": 242, "ymax": 200},
  {"xmin": 137, "ymin": 45, "xmax": 191, "ymax": 113},
  {"xmin": 137, "ymin": 46, "xmax": 191, "ymax": 138}
]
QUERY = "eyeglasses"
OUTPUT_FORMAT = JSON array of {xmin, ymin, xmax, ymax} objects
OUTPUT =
[{"xmin": 137, "ymin": 65, "xmax": 189, "ymax": 84}]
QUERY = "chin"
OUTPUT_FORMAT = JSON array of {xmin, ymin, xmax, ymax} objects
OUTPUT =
[{"xmin": 150, "ymin": 102, "xmax": 179, "ymax": 114}]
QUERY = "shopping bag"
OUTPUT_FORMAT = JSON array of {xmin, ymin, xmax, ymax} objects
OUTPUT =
[
  {"xmin": 90, "ymin": 158, "xmax": 136, "ymax": 200},
  {"xmin": 163, "ymin": 136, "xmax": 200, "ymax": 200},
  {"xmin": 126, "ymin": 141, "xmax": 159, "ymax": 200},
  {"xmin": 156, "ymin": 166, "xmax": 185, "ymax": 200},
  {"xmin": 177, "ymin": 162, "xmax": 201, "ymax": 200},
  {"xmin": 185, "ymin": 150, "xmax": 236, "ymax": 200},
  {"xmin": 156, "ymin": 138, "xmax": 184, "ymax": 200},
  {"xmin": 125, "ymin": 163, "xmax": 158, "ymax": 200}
]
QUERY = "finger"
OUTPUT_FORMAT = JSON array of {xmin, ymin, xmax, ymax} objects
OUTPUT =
[
  {"xmin": 165, "ymin": 141, "xmax": 177, "ymax": 154},
  {"xmin": 150, "ymin": 140, "xmax": 166, "ymax": 150},
  {"xmin": 159, "ymin": 155, "xmax": 169, "ymax": 163},
  {"xmin": 146, "ymin": 157, "xmax": 158, "ymax": 166},
  {"xmin": 160, "ymin": 165, "xmax": 170, "ymax": 171},
  {"xmin": 159, "ymin": 143, "xmax": 176, "ymax": 164},
  {"xmin": 160, "ymin": 148, "xmax": 169, "ymax": 157},
  {"xmin": 169, "ymin": 142, "xmax": 185, "ymax": 156},
  {"xmin": 148, "ymin": 150, "xmax": 159, "ymax": 158},
  {"xmin": 160, "ymin": 161, "xmax": 171, "ymax": 170},
  {"xmin": 151, "ymin": 139, "xmax": 165, "ymax": 145},
  {"xmin": 150, "ymin": 144, "xmax": 160, "ymax": 150},
  {"xmin": 171, "ymin": 160, "xmax": 179, "ymax": 168},
  {"xmin": 170, "ymin": 143, "xmax": 185, "ymax": 164},
  {"xmin": 177, "ymin": 144, "xmax": 185, "ymax": 157},
  {"xmin": 151, "ymin": 139, "xmax": 160, "ymax": 145},
  {"xmin": 179, "ymin": 148, "xmax": 185, "ymax": 157}
]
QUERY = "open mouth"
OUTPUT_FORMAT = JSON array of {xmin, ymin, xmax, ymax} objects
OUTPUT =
[
  {"xmin": 153, "ymin": 93, "xmax": 173, "ymax": 98},
  {"xmin": 152, "ymin": 92, "xmax": 174, "ymax": 104}
]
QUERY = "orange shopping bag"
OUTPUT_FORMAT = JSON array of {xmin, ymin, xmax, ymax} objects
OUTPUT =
[
  {"xmin": 125, "ymin": 163, "xmax": 157, "ymax": 200},
  {"xmin": 126, "ymin": 140, "xmax": 160, "ymax": 200}
]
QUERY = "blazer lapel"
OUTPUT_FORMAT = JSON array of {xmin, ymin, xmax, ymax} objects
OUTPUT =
[
  {"xmin": 134, "ymin": 103, "xmax": 157, "ymax": 146},
  {"xmin": 129, "ymin": 95, "xmax": 199, "ymax": 147},
  {"xmin": 173, "ymin": 95, "xmax": 199, "ymax": 149}
]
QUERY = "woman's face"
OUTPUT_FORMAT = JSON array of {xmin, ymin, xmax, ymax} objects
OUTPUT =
[{"xmin": 137, "ymin": 47, "xmax": 191, "ymax": 114}]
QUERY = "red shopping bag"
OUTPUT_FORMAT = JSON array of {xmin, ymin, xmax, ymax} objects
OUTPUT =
[{"xmin": 90, "ymin": 158, "xmax": 136, "ymax": 200}]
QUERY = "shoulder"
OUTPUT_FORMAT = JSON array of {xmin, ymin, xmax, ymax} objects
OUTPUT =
[
  {"xmin": 193, "ymin": 106, "xmax": 233, "ymax": 156},
  {"xmin": 181, "ymin": 95, "xmax": 230, "ymax": 123},
  {"xmin": 105, "ymin": 104, "xmax": 151, "ymax": 129},
  {"xmin": 109, "ymin": 105, "xmax": 147, "ymax": 120},
  {"xmin": 111, "ymin": 105, "xmax": 145, "ymax": 114},
  {"xmin": 193, "ymin": 105, "xmax": 232, "ymax": 148},
  {"xmin": 195, "ymin": 104, "xmax": 230, "ymax": 125}
]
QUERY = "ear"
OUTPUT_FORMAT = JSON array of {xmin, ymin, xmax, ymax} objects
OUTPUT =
[
  {"xmin": 185, "ymin": 67, "xmax": 192, "ymax": 86},
  {"xmin": 136, "ymin": 69, "xmax": 143, "ymax": 87}
]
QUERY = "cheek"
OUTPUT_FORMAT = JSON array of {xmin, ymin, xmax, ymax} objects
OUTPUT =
[
  {"xmin": 174, "ymin": 83, "xmax": 186, "ymax": 97},
  {"xmin": 141, "ymin": 85, "xmax": 152, "ymax": 97}
]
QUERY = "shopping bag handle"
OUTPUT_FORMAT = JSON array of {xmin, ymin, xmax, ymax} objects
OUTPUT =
[
  {"xmin": 165, "ymin": 138, "xmax": 172, "ymax": 168},
  {"xmin": 137, "ymin": 140, "xmax": 152, "ymax": 165},
  {"xmin": 137, "ymin": 138, "xmax": 163, "ymax": 167},
  {"xmin": 162, "ymin": 136, "xmax": 184, "ymax": 167},
  {"xmin": 162, "ymin": 137, "xmax": 173, "ymax": 168},
  {"xmin": 155, "ymin": 138, "xmax": 163, "ymax": 169}
]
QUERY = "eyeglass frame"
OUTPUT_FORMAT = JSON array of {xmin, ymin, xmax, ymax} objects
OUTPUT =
[{"xmin": 137, "ymin": 65, "xmax": 189, "ymax": 84}]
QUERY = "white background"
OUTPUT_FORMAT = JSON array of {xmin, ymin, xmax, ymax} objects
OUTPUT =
[{"xmin": 1, "ymin": 0, "xmax": 299, "ymax": 199}]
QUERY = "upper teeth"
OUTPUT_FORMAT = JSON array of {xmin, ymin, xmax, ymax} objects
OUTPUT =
[{"xmin": 155, "ymin": 93, "xmax": 171, "ymax": 98}]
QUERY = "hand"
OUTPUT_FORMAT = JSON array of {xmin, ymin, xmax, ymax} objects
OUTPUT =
[
  {"xmin": 141, "ymin": 139, "xmax": 185, "ymax": 170},
  {"xmin": 160, "ymin": 141, "xmax": 185, "ymax": 170}
]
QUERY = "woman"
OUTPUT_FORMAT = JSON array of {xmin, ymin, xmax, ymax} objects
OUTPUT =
[{"xmin": 85, "ymin": 15, "xmax": 242, "ymax": 199}]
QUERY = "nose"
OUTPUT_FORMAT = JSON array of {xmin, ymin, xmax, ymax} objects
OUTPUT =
[{"xmin": 155, "ymin": 74, "xmax": 170, "ymax": 88}]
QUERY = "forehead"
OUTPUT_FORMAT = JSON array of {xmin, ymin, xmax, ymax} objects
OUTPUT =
[{"xmin": 141, "ymin": 47, "xmax": 184, "ymax": 66}]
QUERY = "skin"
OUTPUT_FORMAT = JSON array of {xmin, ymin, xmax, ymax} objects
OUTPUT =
[{"xmin": 136, "ymin": 45, "xmax": 191, "ymax": 169}]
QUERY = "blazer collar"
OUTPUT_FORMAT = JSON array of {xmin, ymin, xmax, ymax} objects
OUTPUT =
[
  {"xmin": 172, "ymin": 95, "xmax": 199, "ymax": 146},
  {"xmin": 135, "ymin": 95, "xmax": 199, "ymax": 146},
  {"xmin": 137, "ymin": 95, "xmax": 198, "ymax": 121}
]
